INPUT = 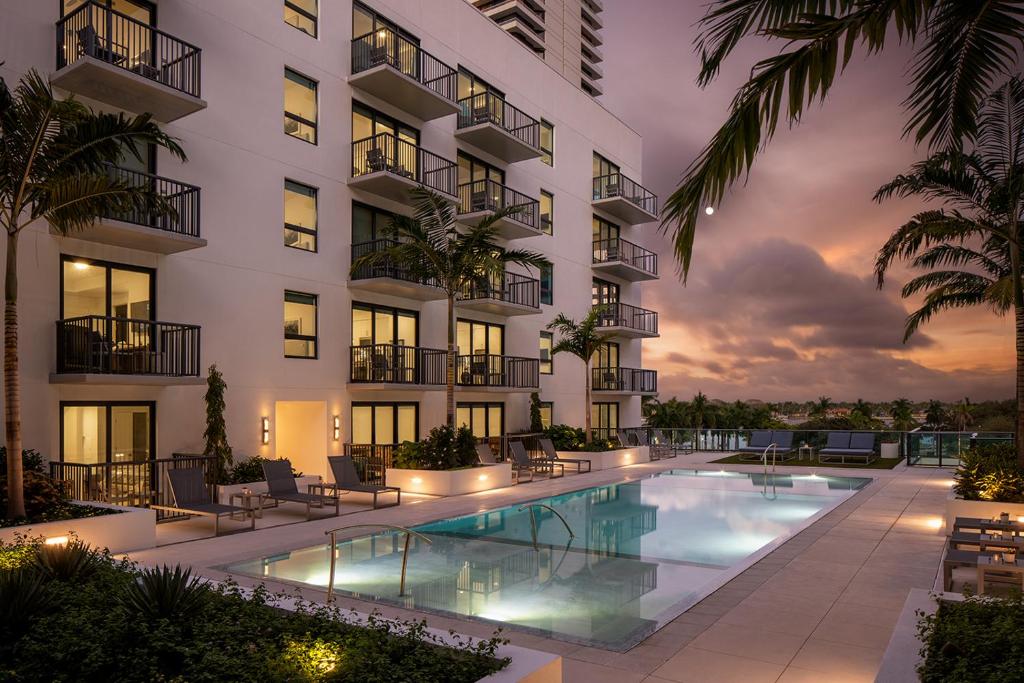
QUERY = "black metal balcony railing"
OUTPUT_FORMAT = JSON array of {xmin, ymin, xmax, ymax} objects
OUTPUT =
[
  {"xmin": 351, "ymin": 27, "xmax": 457, "ymax": 102},
  {"xmin": 593, "ymin": 302, "xmax": 659, "ymax": 335},
  {"xmin": 458, "ymin": 179, "xmax": 540, "ymax": 229},
  {"xmin": 343, "ymin": 443, "xmax": 395, "ymax": 486},
  {"xmin": 457, "ymin": 92, "xmax": 540, "ymax": 149},
  {"xmin": 57, "ymin": 1, "xmax": 202, "ymax": 97},
  {"xmin": 593, "ymin": 238, "xmax": 658, "ymax": 276},
  {"xmin": 350, "ymin": 344, "xmax": 446, "ymax": 385},
  {"xmin": 350, "ymin": 239, "xmax": 441, "ymax": 288},
  {"xmin": 56, "ymin": 315, "xmax": 200, "ymax": 377},
  {"xmin": 457, "ymin": 354, "xmax": 540, "ymax": 389},
  {"xmin": 352, "ymin": 133, "xmax": 457, "ymax": 197},
  {"xmin": 50, "ymin": 454, "xmax": 217, "ymax": 521},
  {"xmin": 592, "ymin": 367, "xmax": 657, "ymax": 393},
  {"xmin": 104, "ymin": 164, "xmax": 201, "ymax": 238},
  {"xmin": 459, "ymin": 270, "xmax": 541, "ymax": 309},
  {"xmin": 593, "ymin": 173, "xmax": 658, "ymax": 215}
]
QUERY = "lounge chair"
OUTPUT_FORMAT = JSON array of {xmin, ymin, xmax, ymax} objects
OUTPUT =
[
  {"xmin": 617, "ymin": 429, "xmax": 636, "ymax": 448},
  {"xmin": 737, "ymin": 430, "xmax": 773, "ymax": 459},
  {"xmin": 818, "ymin": 432, "xmax": 877, "ymax": 464},
  {"xmin": 652, "ymin": 429, "xmax": 686, "ymax": 457},
  {"xmin": 325, "ymin": 455, "xmax": 400, "ymax": 509},
  {"xmin": 538, "ymin": 438, "xmax": 592, "ymax": 474},
  {"xmin": 476, "ymin": 442, "xmax": 497, "ymax": 465},
  {"xmin": 509, "ymin": 441, "xmax": 563, "ymax": 479},
  {"xmin": 152, "ymin": 467, "xmax": 254, "ymax": 536},
  {"xmin": 738, "ymin": 430, "xmax": 796, "ymax": 462},
  {"xmin": 261, "ymin": 459, "xmax": 340, "ymax": 519},
  {"xmin": 632, "ymin": 430, "xmax": 670, "ymax": 460}
]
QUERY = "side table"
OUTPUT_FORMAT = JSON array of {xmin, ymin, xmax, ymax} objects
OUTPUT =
[{"xmin": 229, "ymin": 491, "xmax": 268, "ymax": 520}]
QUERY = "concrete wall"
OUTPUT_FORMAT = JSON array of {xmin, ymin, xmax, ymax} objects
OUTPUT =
[{"xmin": 0, "ymin": 0, "xmax": 651, "ymax": 480}]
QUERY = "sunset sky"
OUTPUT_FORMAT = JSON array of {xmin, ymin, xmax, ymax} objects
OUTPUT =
[{"xmin": 599, "ymin": 1, "xmax": 1014, "ymax": 403}]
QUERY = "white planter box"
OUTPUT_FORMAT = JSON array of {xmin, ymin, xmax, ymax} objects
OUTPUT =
[
  {"xmin": 216, "ymin": 475, "xmax": 322, "ymax": 504},
  {"xmin": 881, "ymin": 442, "xmax": 900, "ymax": 459},
  {"xmin": 0, "ymin": 501, "xmax": 155, "ymax": 553},
  {"xmin": 385, "ymin": 463, "xmax": 513, "ymax": 496},
  {"xmin": 556, "ymin": 446, "xmax": 649, "ymax": 471},
  {"xmin": 944, "ymin": 492, "xmax": 1024, "ymax": 533}
]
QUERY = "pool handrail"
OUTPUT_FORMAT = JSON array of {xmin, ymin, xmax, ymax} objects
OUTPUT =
[
  {"xmin": 323, "ymin": 523, "xmax": 433, "ymax": 602},
  {"xmin": 517, "ymin": 503, "xmax": 575, "ymax": 551}
]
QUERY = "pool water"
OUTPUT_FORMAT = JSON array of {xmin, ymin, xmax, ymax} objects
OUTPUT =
[{"xmin": 226, "ymin": 470, "xmax": 870, "ymax": 650}]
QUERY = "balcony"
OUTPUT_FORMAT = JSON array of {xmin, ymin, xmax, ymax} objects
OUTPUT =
[
  {"xmin": 457, "ymin": 270, "xmax": 541, "ymax": 316},
  {"xmin": 349, "ymin": 239, "xmax": 446, "ymax": 301},
  {"xmin": 53, "ymin": 1, "xmax": 205, "ymax": 122},
  {"xmin": 349, "ymin": 28, "xmax": 459, "ymax": 121},
  {"xmin": 593, "ymin": 173, "xmax": 658, "ymax": 224},
  {"xmin": 594, "ymin": 302, "xmax": 659, "ymax": 339},
  {"xmin": 457, "ymin": 179, "xmax": 542, "ymax": 239},
  {"xmin": 350, "ymin": 134, "xmax": 458, "ymax": 205},
  {"xmin": 53, "ymin": 315, "xmax": 202, "ymax": 385},
  {"xmin": 592, "ymin": 367, "xmax": 657, "ymax": 396},
  {"xmin": 51, "ymin": 165, "xmax": 205, "ymax": 253},
  {"xmin": 455, "ymin": 92, "xmax": 542, "ymax": 163},
  {"xmin": 592, "ymin": 238, "xmax": 658, "ymax": 281},
  {"xmin": 457, "ymin": 354, "xmax": 539, "ymax": 392},
  {"xmin": 349, "ymin": 344, "xmax": 445, "ymax": 390}
]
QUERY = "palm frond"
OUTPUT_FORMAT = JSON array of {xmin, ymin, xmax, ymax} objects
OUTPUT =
[
  {"xmin": 903, "ymin": 287, "xmax": 999, "ymax": 340},
  {"xmin": 874, "ymin": 210, "xmax": 985, "ymax": 286},
  {"xmin": 975, "ymin": 76, "xmax": 1024, "ymax": 183}
]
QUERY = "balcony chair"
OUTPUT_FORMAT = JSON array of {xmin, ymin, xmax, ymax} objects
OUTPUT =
[
  {"xmin": 601, "ymin": 369, "xmax": 622, "ymax": 391},
  {"xmin": 261, "ymin": 458, "xmax": 340, "ymax": 519},
  {"xmin": 152, "ymin": 467, "xmax": 254, "ymax": 537},
  {"xmin": 538, "ymin": 438, "xmax": 592, "ymax": 474},
  {"xmin": 509, "ymin": 441, "xmax": 562, "ymax": 479},
  {"xmin": 326, "ymin": 455, "xmax": 400, "ymax": 509}
]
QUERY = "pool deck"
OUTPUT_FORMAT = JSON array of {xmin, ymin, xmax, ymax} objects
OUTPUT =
[{"xmin": 128, "ymin": 453, "xmax": 953, "ymax": 683}]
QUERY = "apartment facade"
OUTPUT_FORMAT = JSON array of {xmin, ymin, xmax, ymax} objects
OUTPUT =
[
  {"xmin": 0, "ymin": 0, "xmax": 658, "ymax": 479},
  {"xmin": 468, "ymin": 0, "xmax": 604, "ymax": 96}
]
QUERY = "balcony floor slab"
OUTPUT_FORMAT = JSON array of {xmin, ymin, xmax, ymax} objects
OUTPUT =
[
  {"xmin": 50, "ymin": 373, "xmax": 205, "ymax": 386},
  {"xmin": 348, "ymin": 65, "xmax": 460, "ymax": 121},
  {"xmin": 51, "ymin": 219, "xmax": 206, "ymax": 254}
]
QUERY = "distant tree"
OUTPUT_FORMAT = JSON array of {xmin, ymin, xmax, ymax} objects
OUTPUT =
[
  {"xmin": 810, "ymin": 396, "xmax": 833, "ymax": 420},
  {"xmin": 643, "ymin": 398, "xmax": 689, "ymax": 429},
  {"xmin": 852, "ymin": 399, "xmax": 873, "ymax": 421},
  {"xmin": 925, "ymin": 400, "xmax": 949, "ymax": 429},
  {"xmin": 890, "ymin": 398, "xmax": 916, "ymax": 432},
  {"xmin": 952, "ymin": 398, "xmax": 974, "ymax": 432},
  {"xmin": 691, "ymin": 392, "xmax": 709, "ymax": 431}
]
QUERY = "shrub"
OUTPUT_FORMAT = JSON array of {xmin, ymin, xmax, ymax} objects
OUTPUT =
[
  {"xmin": 226, "ymin": 456, "xmax": 300, "ymax": 484},
  {"xmin": 203, "ymin": 364, "xmax": 233, "ymax": 483},
  {"xmin": 119, "ymin": 565, "xmax": 210, "ymax": 621},
  {"xmin": 392, "ymin": 425, "xmax": 477, "ymax": 471},
  {"xmin": 33, "ymin": 539, "xmax": 100, "ymax": 582},
  {"xmin": 953, "ymin": 443, "xmax": 1023, "ymax": 503},
  {"xmin": 543, "ymin": 424, "xmax": 586, "ymax": 451},
  {"xmin": 918, "ymin": 594, "xmax": 1024, "ymax": 682}
]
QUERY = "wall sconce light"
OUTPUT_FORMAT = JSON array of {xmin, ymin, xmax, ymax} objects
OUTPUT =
[
  {"xmin": 333, "ymin": 415, "xmax": 341, "ymax": 441},
  {"xmin": 261, "ymin": 416, "xmax": 270, "ymax": 445}
]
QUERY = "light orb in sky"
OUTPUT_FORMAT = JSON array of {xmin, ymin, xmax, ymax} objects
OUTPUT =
[{"xmin": 705, "ymin": 206, "xmax": 715, "ymax": 216}]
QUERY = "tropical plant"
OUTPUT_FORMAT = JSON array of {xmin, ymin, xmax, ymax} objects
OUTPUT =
[
  {"xmin": 890, "ymin": 398, "xmax": 916, "ymax": 433},
  {"xmin": 690, "ymin": 391, "xmax": 709, "ymax": 431},
  {"xmin": 662, "ymin": 2, "xmax": 1024, "ymax": 280},
  {"xmin": 809, "ymin": 396, "xmax": 833, "ymax": 420},
  {"xmin": 543, "ymin": 424, "xmax": 587, "ymax": 451},
  {"xmin": 643, "ymin": 397, "xmax": 690, "ymax": 429},
  {"xmin": 350, "ymin": 189, "xmax": 547, "ymax": 427},
  {"xmin": 852, "ymin": 399, "xmax": 873, "ymax": 421},
  {"xmin": 119, "ymin": 565, "xmax": 210, "ymax": 621},
  {"xmin": 952, "ymin": 398, "xmax": 975, "ymax": 432},
  {"xmin": 875, "ymin": 78, "xmax": 1024, "ymax": 461},
  {"xmin": 924, "ymin": 400, "xmax": 949, "ymax": 429},
  {"xmin": 547, "ymin": 309, "xmax": 614, "ymax": 443},
  {"xmin": 0, "ymin": 569, "xmax": 52, "ymax": 639},
  {"xmin": 0, "ymin": 70, "xmax": 184, "ymax": 518},
  {"xmin": 392, "ymin": 425, "xmax": 477, "ymax": 471},
  {"xmin": 203, "ymin": 364, "xmax": 232, "ymax": 483},
  {"xmin": 32, "ymin": 539, "xmax": 99, "ymax": 582},
  {"xmin": 225, "ymin": 456, "xmax": 299, "ymax": 485},
  {"xmin": 953, "ymin": 442, "xmax": 1022, "ymax": 503},
  {"xmin": 529, "ymin": 391, "xmax": 544, "ymax": 432}
]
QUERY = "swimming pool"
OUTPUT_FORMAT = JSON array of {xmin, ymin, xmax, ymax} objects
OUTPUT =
[{"xmin": 226, "ymin": 470, "xmax": 870, "ymax": 650}]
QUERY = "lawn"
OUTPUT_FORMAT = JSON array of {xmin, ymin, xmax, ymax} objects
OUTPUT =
[{"xmin": 709, "ymin": 454, "xmax": 903, "ymax": 470}]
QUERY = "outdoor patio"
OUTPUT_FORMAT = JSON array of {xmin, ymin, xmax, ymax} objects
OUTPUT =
[{"xmin": 128, "ymin": 451, "xmax": 954, "ymax": 683}]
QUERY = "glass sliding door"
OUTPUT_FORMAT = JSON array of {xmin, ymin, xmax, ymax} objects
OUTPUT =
[
  {"xmin": 456, "ymin": 402, "xmax": 504, "ymax": 439},
  {"xmin": 457, "ymin": 319, "xmax": 503, "ymax": 386},
  {"xmin": 351, "ymin": 303, "xmax": 419, "ymax": 382},
  {"xmin": 351, "ymin": 403, "xmax": 418, "ymax": 444},
  {"xmin": 592, "ymin": 402, "xmax": 619, "ymax": 441}
]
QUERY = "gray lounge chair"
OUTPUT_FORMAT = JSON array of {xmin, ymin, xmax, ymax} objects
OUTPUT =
[
  {"xmin": 819, "ymin": 432, "xmax": 877, "ymax": 464},
  {"xmin": 633, "ymin": 429, "xmax": 668, "ymax": 460},
  {"xmin": 654, "ymin": 428, "xmax": 693, "ymax": 455},
  {"xmin": 738, "ymin": 430, "xmax": 796, "ymax": 462},
  {"xmin": 509, "ymin": 441, "xmax": 563, "ymax": 479},
  {"xmin": 650, "ymin": 429, "xmax": 681, "ymax": 458},
  {"xmin": 262, "ymin": 459, "xmax": 341, "ymax": 519},
  {"xmin": 326, "ymin": 455, "xmax": 400, "ymax": 509},
  {"xmin": 538, "ymin": 438, "xmax": 592, "ymax": 473},
  {"xmin": 737, "ymin": 430, "xmax": 773, "ymax": 459},
  {"xmin": 476, "ymin": 442, "xmax": 497, "ymax": 465},
  {"xmin": 152, "ymin": 467, "xmax": 254, "ymax": 537},
  {"xmin": 617, "ymin": 429, "xmax": 636, "ymax": 448}
]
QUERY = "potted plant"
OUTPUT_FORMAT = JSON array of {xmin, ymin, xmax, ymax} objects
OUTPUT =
[
  {"xmin": 215, "ymin": 456, "xmax": 320, "ymax": 504},
  {"xmin": 385, "ymin": 426, "xmax": 512, "ymax": 496},
  {"xmin": 544, "ymin": 425, "xmax": 650, "ymax": 470}
]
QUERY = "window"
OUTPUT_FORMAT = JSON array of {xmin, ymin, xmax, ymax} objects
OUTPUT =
[
  {"xmin": 351, "ymin": 402, "xmax": 418, "ymax": 444},
  {"xmin": 593, "ymin": 341, "xmax": 619, "ymax": 368},
  {"xmin": 539, "ymin": 332, "xmax": 553, "ymax": 374},
  {"xmin": 284, "ymin": 68, "xmax": 317, "ymax": 144},
  {"xmin": 539, "ymin": 190, "xmax": 553, "ymax": 234},
  {"xmin": 352, "ymin": 102, "xmax": 419, "ymax": 145},
  {"xmin": 284, "ymin": 291, "xmax": 317, "ymax": 358},
  {"xmin": 457, "ymin": 68, "xmax": 504, "ymax": 101},
  {"xmin": 351, "ymin": 303, "xmax": 418, "ymax": 347},
  {"xmin": 592, "ymin": 278, "xmax": 620, "ymax": 306},
  {"xmin": 540, "ymin": 120, "xmax": 554, "ymax": 165},
  {"xmin": 457, "ymin": 151, "xmax": 505, "ymax": 188},
  {"xmin": 62, "ymin": 256, "xmax": 153, "ymax": 323},
  {"xmin": 592, "ymin": 402, "xmax": 619, "ymax": 441},
  {"xmin": 539, "ymin": 263, "xmax": 553, "ymax": 305},
  {"xmin": 593, "ymin": 152, "xmax": 621, "ymax": 199},
  {"xmin": 457, "ymin": 402, "xmax": 504, "ymax": 438},
  {"xmin": 284, "ymin": 180, "xmax": 317, "ymax": 251},
  {"xmin": 61, "ymin": 401, "xmax": 154, "ymax": 464},
  {"xmin": 284, "ymin": 0, "xmax": 317, "ymax": 37},
  {"xmin": 457, "ymin": 319, "xmax": 503, "ymax": 357},
  {"xmin": 593, "ymin": 215, "xmax": 620, "ymax": 243},
  {"xmin": 352, "ymin": 202, "xmax": 394, "ymax": 243},
  {"xmin": 540, "ymin": 402, "xmax": 553, "ymax": 429}
]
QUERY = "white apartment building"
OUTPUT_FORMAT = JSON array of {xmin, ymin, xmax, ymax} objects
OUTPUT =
[
  {"xmin": 469, "ymin": 0, "xmax": 605, "ymax": 96},
  {"xmin": 0, "ymin": 0, "xmax": 658, "ymax": 481}
]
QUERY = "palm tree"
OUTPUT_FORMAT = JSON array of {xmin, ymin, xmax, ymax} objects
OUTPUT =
[
  {"xmin": 874, "ymin": 78, "xmax": 1024, "ymax": 463},
  {"xmin": 0, "ymin": 71, "xmax": 184, "ymax": 519},
  {"xmin": 350, "ymin": 188, "xmax": 547, "ymax": 427},
  {"xmin": 662, "ymin": 2, "xmax": 1024, "ymax": 279},
  {"xmin": 809, "ymin": 396, "xmax": 833, "ymax": 420},
  {"xmin": 690, "ymin": 391, "xmax": 709, "ymax": 431},
  {"xmin": 952, "ymin": 398, "xmax": 974, "ymax": 432},
  {"xmin": 547, "ymin": 309, "xmax": 614, "ymax": 443},
  {"xmin": 852, "ymin": 399, "xmax": 873, "ymax": 421},
  {"xmin": 925, "ymin": 400, "xmax": 948, "ymax": 430},
  {"xmin": 890, "ymin": 398, "xmax": 915, "ymax": 433}
]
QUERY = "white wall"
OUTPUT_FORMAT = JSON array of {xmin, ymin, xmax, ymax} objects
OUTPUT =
[{"xmin": 0, "ymin": 0, "xmax": 652, "ymax": 467}]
